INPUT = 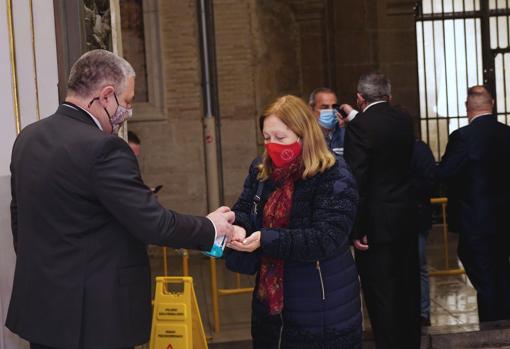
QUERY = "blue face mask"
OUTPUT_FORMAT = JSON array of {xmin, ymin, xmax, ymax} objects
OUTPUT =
[{"xmin": 318, "ymin": 109, "xmax": 338, "ymax": 129}]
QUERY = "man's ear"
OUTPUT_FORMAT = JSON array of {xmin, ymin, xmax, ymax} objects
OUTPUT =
[
  {"xmin": 98, "ymin": 85, "xmax": 115, "ymax": 106},
  {"xmin": 356, "ymin": 93, "xmax": 365, "ymax": 104}
]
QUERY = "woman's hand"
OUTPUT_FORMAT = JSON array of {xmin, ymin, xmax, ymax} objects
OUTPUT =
[
  {"xmin": 232, "ymin": 225, "xmax": 246, "ymax": 242},
  {"xmin": 227, "ymin": 231, "xmax": 261, "ymax": 252}
]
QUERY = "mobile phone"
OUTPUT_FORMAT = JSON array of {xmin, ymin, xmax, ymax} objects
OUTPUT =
[
  {"xmin": 152, "ymin": 185, "xmax": 163, "ymax": 194},
  {"xmin": 333, "ymin": 104, "xmax": 348, "ymax": 118}
]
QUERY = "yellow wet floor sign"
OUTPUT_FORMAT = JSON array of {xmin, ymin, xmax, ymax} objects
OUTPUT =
[{"xmin": 149, "ymin": 277, "xmax": 208, "ymax": 349}]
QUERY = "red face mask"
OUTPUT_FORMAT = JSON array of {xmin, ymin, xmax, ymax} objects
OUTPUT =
[{"xmin": 265, "ymin": 141, "xmax": 302, "ymax": 168}]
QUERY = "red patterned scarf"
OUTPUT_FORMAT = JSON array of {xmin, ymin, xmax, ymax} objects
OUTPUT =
[{"xmin": 257, "ymin": 157, "xmax": 302, "ymax": 315}]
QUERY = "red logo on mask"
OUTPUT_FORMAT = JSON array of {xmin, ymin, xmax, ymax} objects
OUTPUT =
[{"xmin": 265, "ymin": 141, "xmax": 302, "ymax": 168}]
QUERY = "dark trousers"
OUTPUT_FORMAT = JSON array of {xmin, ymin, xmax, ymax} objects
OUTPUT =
[
  {"xmin": 31, "ymin": 344, "xmax": 133, "ymax": 349},
  {"xmin": 356, "ymin": 236, "xmax": 421, "ymax": 349},
  {"xmin": 458, "ymin": 233, "xmax": 510, "ymax": 322}
]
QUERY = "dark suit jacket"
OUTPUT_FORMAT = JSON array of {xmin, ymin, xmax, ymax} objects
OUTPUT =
[
  {"xmin": 7, "ymin": 105, "xmax": 215, "ymax": 349},
  {"xmin": 439, "ymin": 114, "xmax": 510, "ymax": 237},
  {"xmin": 410, "ymin": 140, "xmax": 437, "ymax": 232},
  {"xmin": 344, "ymin": 102, "xmax": 416, "ymax": 243}
]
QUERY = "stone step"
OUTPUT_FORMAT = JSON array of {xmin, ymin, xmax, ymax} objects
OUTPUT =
[
  {"xmin": 208, "ymin": 321, "xmax": 510, "ymax": 349},
  {"xmin": 424, "ymin": 320, "xmax": 510, "ymax": 349}
]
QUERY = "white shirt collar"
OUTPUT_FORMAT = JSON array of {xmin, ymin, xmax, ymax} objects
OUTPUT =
[
  {"xmin": 469, "ymin": 112, "xmax": 492, "ymax": 123},
  {"xmin": 63, "ymin": 104, "xmax": 103, "ymax": 130},
  {"xmin": 363, "ymin": 100, "xmax": 387, "ymax": 113}
]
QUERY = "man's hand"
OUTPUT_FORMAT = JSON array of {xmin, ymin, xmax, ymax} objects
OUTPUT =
[
  {"xmin": 353, "ymin": 235, "xmax": 369, "ymax": 251},
  {"xmin": 339, "ymin": 103, "xmax": 358, "ymax": 126},
  {"xmin": 335, "ymin": 111, "xmax": 346, "ymax": 128},
  {"xmin": 207, "ymin": 206, "xmax": 235, "ymax": 241},
  {"xmin": 340, "ymin": 103, "xmax": 354, "ymax": 115},
  {"xmin": 227, "ymin": 231, "xmax": 261, "ymax": 252}
]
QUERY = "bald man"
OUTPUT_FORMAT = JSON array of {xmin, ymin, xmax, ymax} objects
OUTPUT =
[{"xmin": 439, "ymin": 85, "xmax": 510, "ymax": 322}]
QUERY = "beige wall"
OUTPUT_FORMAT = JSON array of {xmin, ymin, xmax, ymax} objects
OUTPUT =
[{"xmin": 129, "ymin": 0, "xmax": 419, "ymax": 214}]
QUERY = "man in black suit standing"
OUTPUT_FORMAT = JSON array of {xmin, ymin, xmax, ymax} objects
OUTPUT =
[
  {"xmin": 342, "ymin": 72, "xmax": 420, "ymax": 348},
  {"xmin": 7, "ymin": 49, "xmax": 235, "ymax": 349},
  {"xmin": 439, "ymin": 85, "xmax": 510, "ymax": 322}
]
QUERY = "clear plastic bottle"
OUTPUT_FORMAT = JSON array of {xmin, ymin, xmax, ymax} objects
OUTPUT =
[{"xmin": 203, "ymin": 235, "xmax": 227, "ymax": 258}]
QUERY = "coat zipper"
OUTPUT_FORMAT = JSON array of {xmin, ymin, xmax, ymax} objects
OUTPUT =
[
  {"xmin": 316, "ymin": 260, "xmax": 326, "ymax": 301},
  {"xmin": 278, "ymin": 313, "xmax": 284, "ymax": 349}
]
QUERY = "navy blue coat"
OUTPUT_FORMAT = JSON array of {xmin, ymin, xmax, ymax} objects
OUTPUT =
[
  {"xmin": 439, "ymin": 114, "xmax": 510, "ymax": 237},
  {"xmin": 326, "ymin": 124, "xmax": 345, "ymax": 157},
  {"xmin": 410, "ymin": 140, "xmax": 437, "ymax": 233},
  {"xmin": 225, "ymin": 158, "xmax": 362, "ymax": 348}
]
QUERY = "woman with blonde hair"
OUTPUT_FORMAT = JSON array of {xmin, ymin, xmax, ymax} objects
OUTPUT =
[{"xmin": 226, "ymin": 95, "xmax": 362, "ymax": 348}]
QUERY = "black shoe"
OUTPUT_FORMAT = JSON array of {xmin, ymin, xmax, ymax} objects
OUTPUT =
[{"xmin": 421, "ymin": 317, "xmax": 431, "ymax": 326}]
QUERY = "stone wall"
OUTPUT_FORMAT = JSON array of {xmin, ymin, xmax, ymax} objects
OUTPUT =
[
  {"xmin": 214, "ymin": 0, "xmax": 259, "ymax": 207},
  {"xmin": 129, "ymin": 0, "xmax": 419, "ymax": 215}
]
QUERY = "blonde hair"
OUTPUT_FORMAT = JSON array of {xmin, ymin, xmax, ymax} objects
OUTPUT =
[{"xmin": 258, "ymin": 95, "xmax": 336, "ymax": 181}]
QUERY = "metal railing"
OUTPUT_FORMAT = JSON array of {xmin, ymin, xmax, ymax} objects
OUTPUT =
[
  {"xmin": 209, "ymin": 258, "xmax": 253, "ymax": 333},
  {"xmin": 429, "ymin": 197, "xmax": 465, "ymax": 277}
]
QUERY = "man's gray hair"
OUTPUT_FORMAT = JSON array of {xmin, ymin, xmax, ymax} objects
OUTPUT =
[
  {"xmin": 308, "ymin": 87, "xmax": 336, "ymax": 107},
  {"xmin": 357, "ymin": 72, "xmax": 391, "ymax": 103},
  {"xmin": 67, "ymin": 49, "xmax": 135, "ymax": 98}
]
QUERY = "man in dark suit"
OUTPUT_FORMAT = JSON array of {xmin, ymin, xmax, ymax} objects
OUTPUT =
[
  {"xmin": 342, "ymin": 72, "xmax": 420, "ymax": 348},
  {"xmin": 439, "ymin": 85, "xmax": 510, "ymax": 322},
  {"xmin": 7, "ymin": 49, "xmax": 234, "ymax": 349}
]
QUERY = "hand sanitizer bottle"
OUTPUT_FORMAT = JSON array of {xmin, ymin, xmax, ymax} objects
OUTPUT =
[{"xmin": 203, "ymin": 235, "xmax": 227, "ymax": 258}]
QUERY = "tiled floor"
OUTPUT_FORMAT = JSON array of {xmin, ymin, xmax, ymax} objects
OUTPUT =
[
  {"xmin": 425, "ymin": 225, "xmax": 479, "ymax": 328},
  {"xmin": 429, "ymin": 275, "xmax": 478, "ymax": 327},
  {"xmin": 146, "ymin": 223, "xmax": 480, "ymax": 346}
]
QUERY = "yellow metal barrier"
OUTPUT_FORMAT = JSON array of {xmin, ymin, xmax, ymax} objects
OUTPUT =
[
  {"xmin": 162, "ymin": 248, "xmax": 190, "ymax": 277},
  {"xmin": 149, "ymin": 277, "xmax": 208, "ymax": 349},
  {"xmin": 210, "ymin": 258, "xmax": 253, "ymax": 333},
  {"xmin": 429, "ymin": 197, "xmax": 465, "ymax": 277}
]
